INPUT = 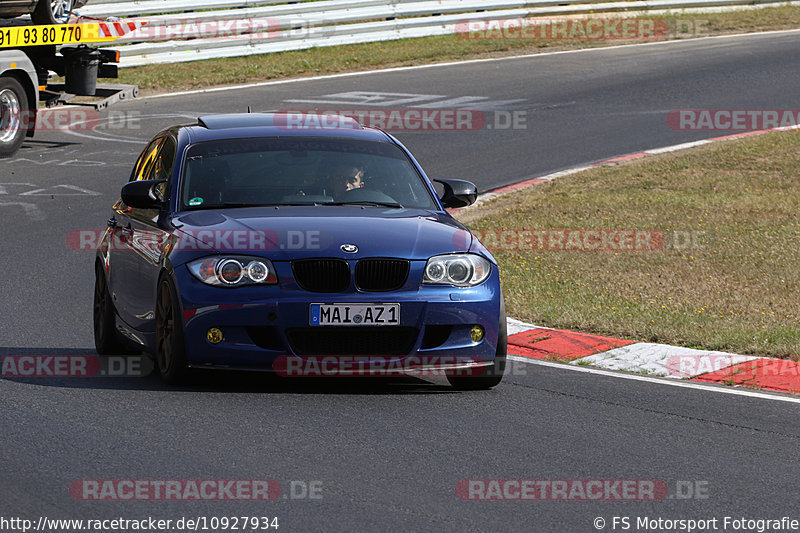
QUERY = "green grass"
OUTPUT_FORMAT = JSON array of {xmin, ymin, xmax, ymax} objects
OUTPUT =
[
  {"xmin": 456, "ymin": 131, "xmax": 800, "ymax": 359},
  {"xmin": 116, "ymin": 7, "xmax": 800, "ymax": 93}
]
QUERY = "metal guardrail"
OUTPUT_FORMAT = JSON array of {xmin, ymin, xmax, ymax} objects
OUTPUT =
[{"xmin": 78, "ymin": 0, "xmax": 784, "ymax": 67}]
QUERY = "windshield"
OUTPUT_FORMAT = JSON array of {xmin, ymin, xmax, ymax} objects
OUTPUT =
[{"xmin": 179, "ymin": 137, "xmax": 438, "ymax": 210}]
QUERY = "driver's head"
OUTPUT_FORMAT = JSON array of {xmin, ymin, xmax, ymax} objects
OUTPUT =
[{"xmin": 328, "ymin": 165, "xmax": 364, "ymax": 197}]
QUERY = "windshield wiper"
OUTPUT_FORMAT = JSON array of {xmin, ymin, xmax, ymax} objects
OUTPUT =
[
  {"xmin": 190, "ymin": 201, "xmax": 405, "ymax": 210},
  {"xmin": 327, "ymin": 201, "xmax": 404, "ymax": 209},
  {"xmin": 191, "ymin": 202, "xmax": 321, "ymax": 209}
]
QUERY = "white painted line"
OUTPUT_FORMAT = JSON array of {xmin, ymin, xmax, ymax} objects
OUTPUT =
[
  {"xmin": 536, "ymin": 166, "xmax": 594, "ymax": 182},
  {"xmin": 506, "ymin": 317, "xmax": 542, "ymax": 336},
  {"xmin": 139, "ymin": 28, "xmax": 800, "ymax": 101},
  {"xmin": 476, "ymin": 131, "xmax": 783, "ymax": 205},
  {"xmin": 19, "ymin": 185, "xmax": 101, "ymax": 196},
  {"xmin": 508, "ymin": 355, "xmax": 800, "ymax": 404},
  {"xmin": 461, "ymin": 165, "xmax": 593, "ymax": 209},
  {"xmin": 645, "ymin": 140, "xmax": 711, "ymax": 154},
  {"xmin": 58, "ymin": 113, "xmax": 197, "ymax": 145},
  {"xmin": 0, "ymin": 183, "xmax": 35, "ymax": 195}
]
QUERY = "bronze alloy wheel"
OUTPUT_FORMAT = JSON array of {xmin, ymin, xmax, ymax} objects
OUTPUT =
[{"xmin": 155, "ymin": 277, "xmax": 189, "ymax": 384}]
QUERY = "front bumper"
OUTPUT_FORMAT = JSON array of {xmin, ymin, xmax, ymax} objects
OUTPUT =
[{"xmin": 173, "ymin": 262, "xmax": 503, "ymax": 372}]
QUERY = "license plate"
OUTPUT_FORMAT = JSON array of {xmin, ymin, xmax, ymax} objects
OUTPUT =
[{"xmin": 310, "ymin": 304, "xmax": 400, "ymax": 326}]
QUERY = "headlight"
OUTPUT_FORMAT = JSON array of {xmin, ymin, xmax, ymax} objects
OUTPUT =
[
  {"xmin": 188, "ymin": 256, "xmax": 278, "ymax": 287},
  {"xmin": 423, "ymin": 254, "xmax": 491, "ymax": 287}
]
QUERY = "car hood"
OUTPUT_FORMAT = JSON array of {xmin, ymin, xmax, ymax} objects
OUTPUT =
[{"xmin": 172, "ymin": 206, "xmax": 482, "ymax": 261}]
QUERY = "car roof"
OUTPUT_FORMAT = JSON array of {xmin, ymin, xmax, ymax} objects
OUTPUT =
[{"xmin": 179, "ymin": 113, "xmax": 394, "ymax": 144}]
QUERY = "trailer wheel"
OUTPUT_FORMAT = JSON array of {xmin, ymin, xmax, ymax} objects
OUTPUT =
[
  {"xmin": 32, "ymin": 0, "xmax": 74, "ymax": 25},
  {"xmin": 0, "ymin": 77, "xmax": 29, "ymax": 159}
]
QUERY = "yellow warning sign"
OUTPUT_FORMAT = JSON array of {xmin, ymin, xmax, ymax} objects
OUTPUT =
[{"xmin": 0, "ymin": 23, "xmax": 136, "ymax": 48}]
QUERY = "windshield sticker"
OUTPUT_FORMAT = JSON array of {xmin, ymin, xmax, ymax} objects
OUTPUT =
[{"xmin": 189, "ymin": 197, "xmax": 204, "ymax": 207}]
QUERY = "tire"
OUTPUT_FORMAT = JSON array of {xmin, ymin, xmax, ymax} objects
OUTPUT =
[
  {"xmin": 155, "ymin": 276, "xmax": 190, "ymax": 385},
  {"xmin": 0, "ymin": 77, "xmax": 28, "ymax": 159},
  {"xmin": 447, "ymin": 296, "xmax": 507, "ymax": 390},
  {"xmin": 32, "ymin": 0, "xmax": 74, "ymax": 25},
  {"xmin": 93, "ymin": 262, "xmax": 128, "ymax": 355}
]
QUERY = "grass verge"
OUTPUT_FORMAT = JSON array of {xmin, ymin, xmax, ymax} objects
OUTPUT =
[
  {"xmin": 116, "ymin": 7, "xmax": 800, "ymax": 93},
  {"xmin": 455, "ymin": 130, "xmax": 800, "ymax": 359}
]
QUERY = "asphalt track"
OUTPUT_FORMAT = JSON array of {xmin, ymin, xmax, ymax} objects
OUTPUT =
[{"xmin": 2, "ymin": 31, "xmax": 800, "ymax": 531}]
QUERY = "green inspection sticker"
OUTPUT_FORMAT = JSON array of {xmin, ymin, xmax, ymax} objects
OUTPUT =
[{"xmin": 189, "ymin": 197, "xmax": 203, "ymax": 206}]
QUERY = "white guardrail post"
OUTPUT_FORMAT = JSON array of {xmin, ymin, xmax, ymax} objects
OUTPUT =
[{"xmin": 74, "ymin": 0, "xmax": 780, "ymax": 66}]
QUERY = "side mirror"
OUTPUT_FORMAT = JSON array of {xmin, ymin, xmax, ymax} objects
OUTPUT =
[
  {"xmin": 434, "ymin": 179, "xmax": 478, "ymax": 208},
  {"xmin": 121, "ymin": 179, "xmax": 167, "ymax": 209}
]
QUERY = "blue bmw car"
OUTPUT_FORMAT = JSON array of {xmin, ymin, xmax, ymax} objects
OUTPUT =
[{"xmin": 93, "ymin": 113, "xmax": 506, "ymax": 389}]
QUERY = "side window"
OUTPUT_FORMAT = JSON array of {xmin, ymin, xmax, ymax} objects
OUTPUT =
[
  {"xmin": 152, "ymin": 136, "xmax": 177, "ymax": 202},
  {"xmin": 124, "ymin": 136, "xmax": 175, "ymax": 222},
  {"xmin": 153, "ymin": 136, "xmax": 176, "ymax": 182},
  {"xmin": 131, "ymin": 138, "xmax": 164, "ymax": 182}
]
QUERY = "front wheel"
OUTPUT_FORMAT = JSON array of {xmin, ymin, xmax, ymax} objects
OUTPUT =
[
  {"xmin": 93, "ymin": 262, "xmax": 128, "ymax": 355},
  {"xmin": 0, "ymin": 77, "xmax": 28, "ymax": 159},
  {"xmin": 155, "ymin": 276, "xmax": 190, "ymax": 385}
]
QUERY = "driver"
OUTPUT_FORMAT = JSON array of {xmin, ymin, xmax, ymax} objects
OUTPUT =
[{"xmin": 327, "ymin": 165, "xmax": 365, "ymax": 199}]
